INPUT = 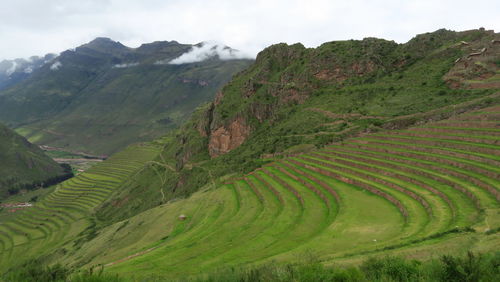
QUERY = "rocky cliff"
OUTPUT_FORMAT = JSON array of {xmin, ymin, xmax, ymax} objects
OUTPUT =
[
  {"xmin": 96, "ymin": 28, "xmax": 499, "ymax": 224},
  {"xmin": 203, "ymin": 28, "xmax": 499, "ymax": 158},
  {"xmin": 204, "ymin": 38, "xmax": 400, "ymax": 157},
  {"xmin": 208, "ymin": 116, "xmax": 250, "ymax": 157}
]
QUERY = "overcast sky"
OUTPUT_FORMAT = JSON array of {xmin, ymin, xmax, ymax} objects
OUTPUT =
[{"xmin": 1, "ymin": 0, "xmax": 498, "ymax": 60}]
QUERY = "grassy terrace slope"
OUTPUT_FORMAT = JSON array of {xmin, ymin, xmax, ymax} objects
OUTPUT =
[
  {"xmin": 0, "ymin": 143, "xmax": 161, "ymax": 271},
  {"xmin": 106, "ymin": 28, "xmax": 498, "ymax": 218},
  {"xmin": 41, "ymin": 105, "xmax": 498, "ymax": 279}
]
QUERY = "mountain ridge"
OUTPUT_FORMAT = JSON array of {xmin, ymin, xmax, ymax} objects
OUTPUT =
[
  {"xmin": 91, "ymin": 28, "xmax": 499, "ymax": 223},
  {"xmin": 0, "ymin": 38, "xmax": 253, "ymax": 155},
  {"xmin": 0, "ymin": 28, "xmax": 498, "ymax": 280}
]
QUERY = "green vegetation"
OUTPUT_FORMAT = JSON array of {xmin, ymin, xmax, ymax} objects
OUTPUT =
[
  {"xmin": 194, "ymin": 251, "xmax": 500, "ymax": 282},
  {"xmin": 0, "ymin": 28, "xmax": 498, "ymax": 280},
  {"xmin": 3, "ymin": 252, "xmax": 499, "ymax": 281},
  {"xmin": 2, "ymin": 259, "xmax": 121, "ymax": 282},
  {"xmin": 2, "ymin": 105, "xmax": 497, "ymax": 280},
  {"xmin": 96, "ymin": 28, "xmax": 499, "ymax": 224},
  {"xmin": 0, "ymin": 143, "xmax": 161, "ymax": 272},
  {"xmin": 0, "ymin": 122, "xmax": 70, "ymax": 200},
  {"xmin": 0, "ymin": 38, "xmax": 252, "ymax": 155}
]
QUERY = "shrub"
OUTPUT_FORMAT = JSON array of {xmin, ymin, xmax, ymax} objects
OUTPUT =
[
  {"xmin": 361, "ymin": 256, "xmax": 420, "ymax": 281},
  {"xmin": 438, "ymin": 251, "xmax": 500, "ymax": 282},
  {"xmin": 3, "ymin": 260, "xmax": 71, "ymax": 282}
]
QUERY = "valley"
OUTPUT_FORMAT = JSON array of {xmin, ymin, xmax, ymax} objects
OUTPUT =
[
  {"xmin": 0, "ymin": 27, "xmax": 498, "ymax": 281},
  {"xmin": 41, "ymin": 147, "xmax": 105, "ymax": 174},
  {"xmin": 0, "ymin": 39, "xmax": 252, "ymax": 155}
]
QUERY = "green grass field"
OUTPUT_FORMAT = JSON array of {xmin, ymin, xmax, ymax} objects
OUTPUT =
[
  {"xmin": 2, "ymin": 105, "xmax": 495, "ymax": 280},
  {"xmin": 0, "ymin": 105, "xmax": 498, "ymax": 280}
]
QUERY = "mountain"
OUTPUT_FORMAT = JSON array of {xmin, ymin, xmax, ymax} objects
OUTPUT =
[
  {"xmin": 0, "ymin": 122, "xmax": 70, "ymax": 200},
  {"xmin": 94, "ymin": 28, "xmax": 499, "ymax": 222},
  {"xmin": 0, "ymin": 28, "xmax": 498, "ymax": 280},
  {"xmin": 0, "ymin": 54, "xmax": 57, "ymax": 91},
  {"xmin": 0, "ymin": 38, "xmax": 252, "ymax": 155}
]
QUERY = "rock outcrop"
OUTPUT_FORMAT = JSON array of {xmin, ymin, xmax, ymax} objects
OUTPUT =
[
  {"xmin": 202, "ymin": 29, "xmax": 499, "ymax": 159},
  {"xmin": 208, "ymin": 116, "xmax": 250, "ymax": 157},
  {"xmin": 444, "ymin": 30, "xmax": 499, "ymax": 89},
  {"xmin": 203, "ymin": 38, "xmax": 400, "ymax": 157}
]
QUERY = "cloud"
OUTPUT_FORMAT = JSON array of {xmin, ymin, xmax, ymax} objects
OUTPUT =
[
  {"xmin": 160, "ymin": 41, "xmax": 253, "ymax": 65},
  {"xmin": 50, "ymin": 61, "xmax": 62, "ymax": 70},
  {"xmin": 113, "ymin": 62, "xmax": 139, "ymax": 68},
  {"xmin": 5, "ymin": 61, "xmax": 18, "ymax": 75},
  {"xmin": 0, "ymin": 0, "xmax": 499, "ymax": 60}
]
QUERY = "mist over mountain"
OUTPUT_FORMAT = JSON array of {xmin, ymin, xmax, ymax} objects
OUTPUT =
[
  {"xmin": 166, "ymin": 41, "xmax": 253, "ymax": 64},
  {"xmin": 0, "ymin": 38, "xmax": 253, "ymax": 155},
  {"xmin": 0, "ymin": 54, "xmax": 57, "ymax": 91},
  {"xmin": 0, "ymin": 23, "xmax": 498, "ymax": 281}
]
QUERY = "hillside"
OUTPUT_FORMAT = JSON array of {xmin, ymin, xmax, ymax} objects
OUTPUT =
[
  {"xmin": 94, "ymin": 28, "xmax": 499, "ymax": 222},
  {"xmin": 73, "ymin": 105, "xmax": 500, "ymax": 278},
  {"xmin": 0, "ymin": 122, "xmax": 69, "ymax": 200},
  {"xmin": 0, "ymin": 38, "xmax": 252, "ymax": 155},
  {"xmin": 0, "ymin": 28, "xmax": 498, "ymax": 280},
  {"xmin": 0, "ymin": 102, "xmax": 498, "ymax": 280}
]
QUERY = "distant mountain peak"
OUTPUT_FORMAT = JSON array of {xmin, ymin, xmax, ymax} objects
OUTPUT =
[
  {"xmin": 135, "ymin": 40, "xmax": 187, "ymax": 54},
  {"xmin": 78, "ymin": 37, "xmax": 128, "ymax": 53},
  {"xmin": 88, "ymin": 37, "xmax": 121, "ymax": 45}
]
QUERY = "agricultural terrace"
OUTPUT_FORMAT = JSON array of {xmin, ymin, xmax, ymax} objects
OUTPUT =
[
  {"xmin": 0, "ymin": 144, "xmax": 161, "ymax": 271},
  {"xmin": 69, "ymin": 106, "xmax": 499, "ymax": 278}
]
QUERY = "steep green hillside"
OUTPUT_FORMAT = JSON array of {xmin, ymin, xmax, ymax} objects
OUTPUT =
[
  {"xmin": 0, "ymin": 123, "xmax": 68, "ymax": 200},
  {"xmin": 0, "ymin": 38, "xmax": 252, "ymax": 155},
  {"xmin": 0, "ymin": 105, "xmax": 498, "ymax": 280},
  {"xmin": 95, "ymin": 28, "xmax": 499, "ymax": 222},
  {"xmin": 0, "ymin": 28, "xmax": 498, "ymax": 280},
  {"xmin": 83, "ymin": 106, "xmax": 500, "ymax": 279}
]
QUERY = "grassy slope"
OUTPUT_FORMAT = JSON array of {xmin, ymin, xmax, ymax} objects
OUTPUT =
[
  {"xmin": 0, "ymin": 142, "xmax": 162, "ymax": 273},
  {"xmin": 94, "ymin": 29, "xmax": 499, "ymax": 225},
  {"xmin": 0, "ymin": 29, "xmax": 498, "ymax": 279},
  {"xmin": 42, "ymin": 105, "xmax": 497, "ymax": 280},
  {"xmin": 0, "ymin": 122, "xmax": 65, "ymax": 200},
  {"xmin": 1, "ymin": 103, "xmax": 497, "ymax": 280}
]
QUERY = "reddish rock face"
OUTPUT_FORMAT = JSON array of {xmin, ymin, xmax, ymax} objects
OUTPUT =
[
  {"xmin": 214, "ymin": 91, "xmax": 224, "ymax": 105},
  {"xmin": 208, "ymin": 117, "xmax": 250, "ymax": 157}
]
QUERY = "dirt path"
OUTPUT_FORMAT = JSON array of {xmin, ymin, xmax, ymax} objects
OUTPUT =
[
  {"xmin": 104, "ymin": 246, "xmax": 159, "ymax": 267},
  {"xmin": 146, "ymin": 154, "xmax": 178, "ymax": 202},
  {"xmin": 307, "ymin": 107, "xmax": 384, "ymax": 119},
  {"xmin": 148, "ymin": 161, "xmax": 176, "ymax": 172},
  {"xmin": 42, "ymin": 129, "xmax": 67, "ymax": 137}
]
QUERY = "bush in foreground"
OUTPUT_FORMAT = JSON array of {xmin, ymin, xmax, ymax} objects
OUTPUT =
[{"xmin": 3, "ymin": 252, "xmax": 499, "ymax": 281}]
